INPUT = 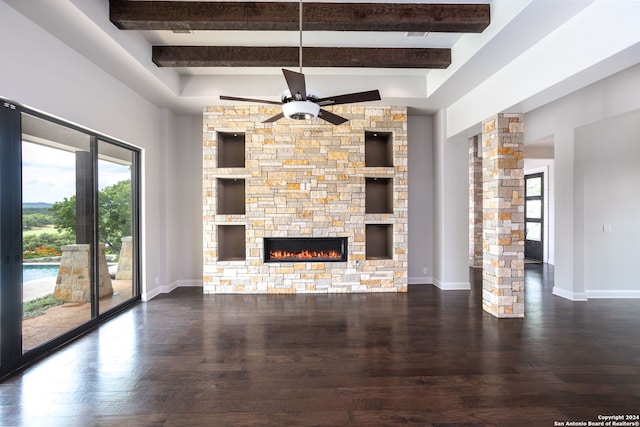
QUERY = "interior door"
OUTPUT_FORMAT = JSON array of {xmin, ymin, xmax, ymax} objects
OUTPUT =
[{"xmin": 525, "ymin": 173, "xmax": 544, "ymax": 261}]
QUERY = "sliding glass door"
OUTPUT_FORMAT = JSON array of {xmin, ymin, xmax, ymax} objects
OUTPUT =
[{"xmin": 0, "ymin": 99, "xmax": 140, "ymax": 377}]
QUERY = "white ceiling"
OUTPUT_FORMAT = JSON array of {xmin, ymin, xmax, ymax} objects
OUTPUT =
[{"xmin": 4, "ymin": 0, "xmax": 638, "ymax": 131}]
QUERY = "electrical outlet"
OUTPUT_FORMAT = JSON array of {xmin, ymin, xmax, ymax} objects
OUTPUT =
[
  {"xmin": 423, "ymin": 267, "xmax": 428, "ymax": 274},
  {"xmin": 603, "ymin": 224, "xmax": 612, "ymax": 232}
]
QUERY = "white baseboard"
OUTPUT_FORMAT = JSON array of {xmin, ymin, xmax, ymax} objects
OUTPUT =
[
  {"xmin": 433, "ymin": 278, "xmax": 470, "ymax": 290},
  {"xmin": 141, "ymin": 287, "xmax": 161, "ymax": 302},
  {"xmin": 143, "ymin": 280, "xmax": 203, "ymax": 301},
  {"xmin": 159, "ymin": 281, "xmax": 179, "ymax": 295},
  {"xmin": 408, "ymin": 276, "xmax": 433, "ymax": 285},
  {"xmin": 586, "ymin": 290, "xmax": 640, "ymax": 299},
  {"xmin": 552, "ymin": 286, "xmax": 588, "ymax": 301}
]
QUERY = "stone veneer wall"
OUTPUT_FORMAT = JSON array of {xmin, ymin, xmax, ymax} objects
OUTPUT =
[
  {"xmin": 481, "ymin": 114, "xmax": 525, "ymax": 318},
  {"xmin": 203, "ymin": 105, "xmax": 408, "ymax": 294}
]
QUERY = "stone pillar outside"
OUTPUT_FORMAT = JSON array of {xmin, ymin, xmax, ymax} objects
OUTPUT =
[
  {"xmin": 54, "ymin": 243, "xmax": 113, "ymax": 302},
  {"xmin": 469, "ymin": 135, "xmax": 483, "ymax": 268},
  {"xmin": 481, "ymin": 114, "xmax": 525, "ymax": 318},
  {"xmin": 115, "ymin": 236, "xmax": 133, "ymax": 280}
]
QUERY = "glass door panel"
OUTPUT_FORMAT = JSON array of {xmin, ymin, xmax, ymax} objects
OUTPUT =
[
  {"xmin": 526, "ymin": 200, "xmax": 542, "ymax": 219},
  {"xmin": 526, "ymin": 176, "xmax": 542, "ymax": 197},
  {"xmin": 526, "ymin": 222, "xmax": 542, "ymax": 241},
  {"xmin": 97, "ymin": 141, "xmax": 136, "ymax": 314},
  {"xmin": 21, "ymin": 113, "xmax": 93, "ymax": 353}
]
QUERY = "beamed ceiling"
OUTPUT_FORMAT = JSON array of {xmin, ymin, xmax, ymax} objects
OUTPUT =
[
  {"xmin": 8, "ymin": 0, "xmax": 630, "ymax": 126},
  {"xmin": 109, "ymin": 1, "xmax": 490, "ymax": 69}
]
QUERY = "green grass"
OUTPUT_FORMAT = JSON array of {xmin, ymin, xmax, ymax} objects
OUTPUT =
[
  {"xmin": 23, "ymin": 294, "xmax": 64, "ymax": 319},
  {"xmin": 23, "ymin": 225, "xmax": 56, "ymax": 237}
]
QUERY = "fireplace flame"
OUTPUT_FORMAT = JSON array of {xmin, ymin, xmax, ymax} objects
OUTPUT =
[{"xmin": 269, "ymin": 250, "xmax": 342, "ymax": 260}]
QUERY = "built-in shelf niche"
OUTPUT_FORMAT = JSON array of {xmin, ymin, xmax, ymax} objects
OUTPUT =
[
  {"xmin": 365, "ymin": 131, "xmax": 393, "ymax": 167},
  {"xmin": 366, "ymin": 224, "xmax": 392, "ymax": 260},
  {"xmin": 218, "ymin": 225, "xmax": 246, "ymax": 261},
  {"xmin": 217, "ymin": 178, "xmax": 245, "ymax": 215},
  {"xmin": 217, "ymin": 132, "xmax": 245, "ymax": 168},
  {"xmin": 365, "ymin": 177, "xmax": 393, "ymax": 214}
]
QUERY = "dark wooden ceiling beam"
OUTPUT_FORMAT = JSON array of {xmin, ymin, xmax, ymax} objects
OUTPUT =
[
  {"xmin": 152, "ymin": 46, "xmax": 451, "ymax": 69},
  {"xmin": 111, "ymin": 1, "xmax": 490, "ymax": 33}
]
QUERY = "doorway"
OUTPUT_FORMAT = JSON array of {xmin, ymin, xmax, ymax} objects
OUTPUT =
[{"xmin": 525, "ymin": 172, "xmax": 544, "ymax": 261}]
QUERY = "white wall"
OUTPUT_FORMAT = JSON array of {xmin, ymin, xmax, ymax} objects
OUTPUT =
[
  {"xmin": 576, "ymin": 111, "xmax": 640, "ymax": 297},
  {"xmin": 165, "ymin": 114, "xmax": 204, "ymax": 289},
  {"xmin": 432, "ymin": 110, "xmax": 471, "ymax": 290},
  {"xmin": 525, "ymin": 64, "xmax": 640, "ymax": 299},
  {"xmin": 0, "ymin": 1, "xmax": 171, "ymax": 300},
  {"xmin": 407, "ymin": 115, "xmax": 434, "ymax": 284}
]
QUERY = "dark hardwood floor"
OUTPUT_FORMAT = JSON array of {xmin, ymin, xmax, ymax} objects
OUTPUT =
[{"xmin": 1, "ymin": 264, "xmax": 639, "ymax": 426}]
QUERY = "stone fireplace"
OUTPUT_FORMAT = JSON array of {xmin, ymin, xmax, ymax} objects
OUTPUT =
[{"xmin": 202, "ymin": 105, "xmax": 407, "ymax": 294}]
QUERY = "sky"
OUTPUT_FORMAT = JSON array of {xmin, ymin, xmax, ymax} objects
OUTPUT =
[{"xmin": 22, "ymin": 142, "xmax": 131, "ymax": 204}]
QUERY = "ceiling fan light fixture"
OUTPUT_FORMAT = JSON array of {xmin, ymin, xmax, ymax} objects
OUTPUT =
[{"xmin": 282, "ymin": 100, "xmax": 320, "ymax": 120}]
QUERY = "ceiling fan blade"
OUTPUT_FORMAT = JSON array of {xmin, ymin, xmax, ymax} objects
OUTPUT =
[
  {"xmin": 263, "ymin": 112, "xmax": 285, "ymax": 123},
  {"xmin": 316, "ymin": 90, "xmax": 381, "ymax": 106},
  {"xmin": 282, "ymin": 69, "xmax": 307, "ymax": 101},
  {"xmin": 220, "ymin": 95, "xmax": 282, "ymax": 106},
  {"xmin": 318, "ymin": 109, "xmax": 348, "ymax": 125}
]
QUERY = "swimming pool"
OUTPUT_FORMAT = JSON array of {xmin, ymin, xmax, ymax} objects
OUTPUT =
[
  {"xmin": 22, "ymin": 263, "xmax": 118, "ymax": 282},
  {"xmin": 22, "ymin": 264, "xmax": 60, "ymax": 282}
]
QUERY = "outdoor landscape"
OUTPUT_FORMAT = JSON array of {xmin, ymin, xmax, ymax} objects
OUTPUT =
[
  {"xmin": 21, "ymin": 179, "xmax": 133, "ymax": 351},
  {"xmin": 22, "ymin": 201, "xmax": 73, "ymax": 319}
]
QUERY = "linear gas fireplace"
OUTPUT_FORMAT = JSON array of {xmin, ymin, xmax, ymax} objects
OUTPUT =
[{"xmin": 264, "ymin": 237, "xmax": 348, "ymax": 263}]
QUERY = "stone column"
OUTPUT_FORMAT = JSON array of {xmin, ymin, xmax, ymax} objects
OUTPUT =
[
  {"xmin": 115, "ymin": 236, "xmax": 133, "ymax": 280},
  {"xmin": 469, "ymin": 135, "xmax": 483, "ymax": 268},
  {"xmin": 481, "ymin": 114, "xmax": 525, "ymax": 318},
  {"xmin": 54, "ymin": 243, "xmax": 113, "ymax": 302}
]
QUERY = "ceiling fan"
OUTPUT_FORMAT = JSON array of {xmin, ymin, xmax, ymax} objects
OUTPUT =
[{"xmin": 219, "ymin": 0, "xmax": 381, "ymax": 125}]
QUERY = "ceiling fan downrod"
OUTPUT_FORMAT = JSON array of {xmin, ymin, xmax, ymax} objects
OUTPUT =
[{"xmin": 299, "ymin": 0, "xmax": 303, "ymax": 73}]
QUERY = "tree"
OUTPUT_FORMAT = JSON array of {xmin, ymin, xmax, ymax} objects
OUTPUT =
[
  {"xmin": 22, "ymin": 213, "xmax": 52, "ymax": 229},
  {"xmin": 51, "ymin": 180, "xmax": 131, "ymax": 253},
  {"xmin": 98, "ymin": 180, "xmax": 132, "ymax": 253}
]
